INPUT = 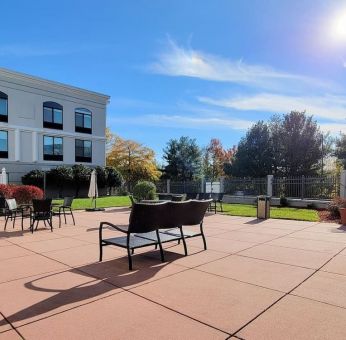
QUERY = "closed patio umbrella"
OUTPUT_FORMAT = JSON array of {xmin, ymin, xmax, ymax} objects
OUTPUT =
[{"xmin": 86, "ymin": 169, "xmax": 104, "ymax": 211}]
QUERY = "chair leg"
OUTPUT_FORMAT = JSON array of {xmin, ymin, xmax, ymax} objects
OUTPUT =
[
  {"xmin": 13, "ymin": 212, "xmax": 16, "ymax": 228},
  {"xmin": 155, "ymin": 230, "xmax": 165, "ymax": 263},
  {"xmin": 59, "ymin": 212, "xmax": 61, "ymax": 228},
  {"xmin": 50, "ymin": 217, "xmax": 53, "ymax": 232},
  {"xmin": 131, "ymin": 248, "xmax": 134, "ymax": 254},
  {"xmin": 70, "ymin": 209, "xmax": 75, "ymax": 225},
  {"xmin": 21, "ymin": 214, "xmax": 24, "ymax": 231},
  {"xmin": 35, "ymin": 220, "xmax": 39, "ymax": 231},
  {"xmin": 99, "ymin": 242, "xmax": 103, "ymax": 261},
  {"xmin": 63, "ymin": 208, "xmax": 67, "ymax": 224},
  {"xmin": 127, "ymin": 234, "xmax": 133, "ymax": 270},
  {"xmin": 200, "ymin": 222, "xmax": 207, "ymax": 250},
  {"xmin": 43, "ymin": 220, "xmax": 47, "ymax": 228},
  {"xmin": 179, "ymin": 227, "xmax": 188, "ymax": 256},
  {"xmin": 4, "ymin": 215, "xmax": 9, "ymax": 230},
  {"xmin": 220, "ymin": 202, "xmax": 223, "ymax": 212}
]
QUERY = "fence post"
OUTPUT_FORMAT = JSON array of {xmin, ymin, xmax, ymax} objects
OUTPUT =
[
  {"xmin": 267, "ymin": 175, "xmax": 273, "ymax": 197},
  {"xmin": 340, "ymin": 170, "xmax": 346, "ymax": 198},
  {"xmin": 301, "ymin": 175, "xmax": 305, "ymax": 200},
  {"xmin": 220, "ymin": 176, "xmax": 225, "ymax": 193},
  {"xmin": 167, "ymin": 179, "xmax": 170, "ymax": 194},
  {"xmin": 200, "ymin": 177, "xmax": 205, "ymax": 193}
]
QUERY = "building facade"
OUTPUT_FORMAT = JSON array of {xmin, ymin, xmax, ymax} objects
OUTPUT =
[{"xmin": 0, "ymin": 68, "xmax": 109, "ymax": 183}]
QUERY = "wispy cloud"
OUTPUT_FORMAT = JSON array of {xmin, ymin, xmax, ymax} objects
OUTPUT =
[
  {"xmin": 198, "ymin": 93, "xmax": 346, "ymax": 122},
  {"xmin": 148, "ymin": 38, "xmax": 328, "ymax": 91},
  {"xmin": 320, "ymin": 123, "xmax": 346, "ymax": 134},
  {"xmin": 108, "ymin": 113, "xmax": 253, "ymax": 130}
]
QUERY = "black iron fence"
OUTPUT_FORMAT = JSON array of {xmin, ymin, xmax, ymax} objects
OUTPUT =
[
  {"xmin": 223, "ymin": 177, "xmax": 267, "ymax": 196},
  {"xmin": 273, "ymin": 175, "xmax": 339, "ymax": 200}
]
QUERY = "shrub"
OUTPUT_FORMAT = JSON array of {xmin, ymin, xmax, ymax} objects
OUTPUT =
[
  {"xmin": 22, "ymin": 169, "xmax": 44, "ymax": 188},
  {"xmin": 328, "ymin": 197, "xmax": 346, "ymax": 219},
  {"xmin": 72, "ymin": 164, "xmax": 92, "ymax": 197},
  {"xmin": 105, "ymin": 166, "xmax": 122, "ymax": 189},
  {"xmin": 132, "ymin": 181, "xmax": 156, "ymax": 201},
  {"xmin": 0, "ymin": 184, "xmax": 13, "ymax": 198},
  {"xmin": 280, "ymin": 196, "xmax": 288, "ymax": 207},
  {"xmin": 47, "ymin": 166, "xmax": 73, "ymax": 197},
  {"xmin": 12, "ymin": 185, "xmax": 44, "ymax": 204},
  {"xmin": 95, "ymin": 166, "xmax": 107, "ymax": 188}
]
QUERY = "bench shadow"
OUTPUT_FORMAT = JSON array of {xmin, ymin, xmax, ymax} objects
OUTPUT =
[
  {"xmin": 0, "ymin": 254, "xmax": 169, "ymax": 327},
  {"xmin": 244, "ymin": 219, "xmax": 265, "ymax": 225}
]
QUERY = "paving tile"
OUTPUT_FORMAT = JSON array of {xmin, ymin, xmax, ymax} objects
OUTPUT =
[
  {"xmin": 238, "ymin": 295, "xmax": 346, "ymax": 340},
  {"xmin": 0, "ymin": 314, "xmax": 12, "ymax": 333},
  {"xmin": 239, "ymin": 244, "xmax": 332, "ymax": 269},
  {"xmin": 18, "ymin": 291, "xmax": 227, "ymax": 340},
  {"xmin": 19, "ymin": 237, "xmax": 89, "ymax": 253},
  {"xmin": 131, "ymin": 269, "xmax": 283, "ymax": 333},
  {"xmin": 0, "ymin": 269, "xmax": 121, "ymax": 327},
  {"xmin": 44, "ymin": 243, "xmax": 124, "ymax": 267},
  {"xmin": 289, "ymin": 230, "xmax": 346, "ymax": 244},
  {"xmin": 144, "ymin": 244, "xmax": 227, "ymax": 268},
  {"xmin": 215, "ymin": 230, "xmax": 279, "ymax": 243},
  {"xmin": 198, "ymin": 255, "xmax": 313, "ymax": 292},
  {"xmin": 0, "ymin": 254, "xmax": 68, "ymax": 283},
  {"xmin": 78, "ymin": 255, "xmax": 187, "ymax": 289},
  {"xmin": 0, "ymin": 239, "xmax": 12, "ymax": 247},
  {"xmin": 292, "ymin": 271, "xmax": 346, "ymax": 308},
  {"xmin": 322, "ymin": 255, "xmax": 346, "ymax": 276},
  {"xmin": 268, "ymin": 237, "xmax": 346, "ymax": 254},
  {"xmin": 237, "ymin": 226, "xmax": 292, "ymax": 236},
  {"xmin": 254, "ymin": 219, "xmax": 313, "ymax": 230},
  {"xmin": 188, "ymin": 236, "xmax": 256, "ymax": 254},
  {"xmin": 0, "ymin": 245, "xmax": 34, "ymax": 261},
  {"xmin": 0, "ymin": 330, "xmax": 21, "ymax": 339},
  {"xmin": 5, "ymin": 231, "xmax": 64, "ymax": 244}
]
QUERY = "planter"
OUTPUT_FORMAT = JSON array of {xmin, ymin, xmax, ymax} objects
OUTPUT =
[{"xmin": 340, "ymin": 208, "xmax": 346, "ymax": 225}]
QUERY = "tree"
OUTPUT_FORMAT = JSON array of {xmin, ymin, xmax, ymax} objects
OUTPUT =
[
  {"xmin": 163, "ymin": 136, "xmax": 202, "ymax": 181},
  {"xmin": 203, "ymin": 138, "xmax": 235, "ymax": 180},
  {"xmin": 105, "ymin": 166, "xmax": 123, "ymax": 190},
  {"xmin": 72, "ymin": 164, "xmax": 92, "ymax": 197},
  {"xmin": 106, "ymin": 134, "xmax": 161, "ymax": 190},
  {"xmin": 335, "ymin": 133, "xmax": 346, "ymax": 169},
  {"xmin": 273, "ymin": 111, "xmax": 325, "ymax": 176},
  {"xmin": 228, "ymin": 121, "xmax": 273, "ymax": 177},
  {"xmin": 47, "ymin": 166, "xmax": 73, "ymax": 197},
  {"xmin": 22, "ymin": 169, "xmax": 44, "ymax": 188}
]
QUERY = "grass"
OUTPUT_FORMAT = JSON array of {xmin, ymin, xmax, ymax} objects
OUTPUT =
[
  {"xmin": 53, "ymin": 196, "xmax": 319, "ymax": 222},
  {"xmin": 222, "ymin": 203, "xmax": 319, "ymax": 222}
]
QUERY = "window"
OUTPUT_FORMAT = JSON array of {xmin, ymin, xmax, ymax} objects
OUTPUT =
[
  {"xmin": 75, "ymin": 108, "xmax": 92, "ymax": 134},
  {"xmin": 0, "ymin": 92, "xmax": 8, "ymax": 122},
  {"xmin": 0, "ymin": 131, "xmax": 8, "ymax": 158},
  {"xmin": 43, "ymin": 102, "xmax": 63, "ymax": 129},
  {"xmin": 43, "ymin": 136, "xmax": 63, "ymax": 161},
  {"xmin": 75, "ymin": 139, "xmax": 92, "ymax": 163}
]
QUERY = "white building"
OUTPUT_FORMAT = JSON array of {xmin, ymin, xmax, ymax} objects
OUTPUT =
[{"xmin": 0, "ymin": 68, "xmax": 109, "ymax": 183}]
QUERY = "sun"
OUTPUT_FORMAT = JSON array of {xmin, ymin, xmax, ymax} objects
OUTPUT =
[{"xmin": 330, "ymin": 11, "xmax": 346, "ymax": 42}]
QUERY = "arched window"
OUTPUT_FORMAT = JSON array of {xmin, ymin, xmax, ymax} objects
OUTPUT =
[
  {"xmin": 0, "ymin": 91, "xmax": 8, "ymax": 122},
  {"xmin": 43, "ymin": 101, "xmax": 63, "ymax": 129},
  {"xmin": 75, "ymin": 108, "xmax": 92, "ymax": 134}
]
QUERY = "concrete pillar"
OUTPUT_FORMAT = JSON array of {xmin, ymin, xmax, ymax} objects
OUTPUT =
[
  {"xmin": 341, "ymin": 170, "xmax": 346, "ymax": 198},
  {"xmin": 267, "ymin": 175, "xmax": 273, "ymax": 197},
  {"xmin": 14, "ymin": 129, "xmax": 20, "ymax": 161},
  {"xmin": 32, "ymin": 131, "xmax": 38, "ymax": 162},
  {"xmin": 167, "ymin": 179, "xmax": 170, "ymax": 193}
]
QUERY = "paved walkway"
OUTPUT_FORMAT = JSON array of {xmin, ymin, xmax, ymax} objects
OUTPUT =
[{"xmin": 0, "ymin": 209, "xmax": 346, "ymax": 339}]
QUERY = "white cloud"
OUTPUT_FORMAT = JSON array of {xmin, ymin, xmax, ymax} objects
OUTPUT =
[
  {"xmin": 320, "ymin": 123, "xmax": 346, "ymax": 134},
  {"xmin": 198, "ymin": 93, "xmax": 346, "ymax": 121},
  {"xmin": 108, "ymin": 113, "xmax": 253, "ymax": 130},
  {"xmin": 148, "ymin": 39, "xmax": 327, "ymax": 90}
]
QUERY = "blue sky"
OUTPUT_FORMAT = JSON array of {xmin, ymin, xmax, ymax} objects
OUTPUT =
[{"xmin": 1, "ymin": 0, "xmax": 346, "ymax": 162}]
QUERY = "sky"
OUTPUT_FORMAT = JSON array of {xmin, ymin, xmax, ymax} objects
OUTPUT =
[{"xmin": 1, "ymin": 0, "xmax": 346, "ymax": 162}]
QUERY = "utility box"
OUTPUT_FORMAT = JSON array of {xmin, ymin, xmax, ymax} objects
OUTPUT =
[{"xmin": 257, "ymin": 196, "xmax": 271, "ymax": 219}]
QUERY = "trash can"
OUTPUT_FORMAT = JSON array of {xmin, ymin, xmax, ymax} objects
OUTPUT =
[{"xmin": 257, "ymin": 196, "xmax": 271, "ymax": 219}]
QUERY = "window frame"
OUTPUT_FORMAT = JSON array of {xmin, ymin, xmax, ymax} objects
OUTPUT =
[
  {"xmin": 0, "ymin": 91, "xmax": 8, "ymax": 123},
  {"xmin": 0, "ymin": 130, "xmax": 8, "ymax": 158},
  {"xmin": 75, "ymin": 139, "xmax": 92, "ymax": 163},
  {"xmin": 43, "ymin": 101, "xmax": 63, "ymax": 130},
  {"xmin": 75, "ymin": 108, "xmax": 92, "ymax": 134},
  {"xmin": 43, "ymin": 135, "xmax": 63, "ymax": 161}
]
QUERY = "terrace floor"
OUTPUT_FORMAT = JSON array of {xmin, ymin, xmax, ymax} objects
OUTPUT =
[{"xmin": 0, "ymin": 209, "xmax": 346, "ymax": 339}]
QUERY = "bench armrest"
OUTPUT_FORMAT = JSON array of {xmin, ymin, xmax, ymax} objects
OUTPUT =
[{"xmin": 99, "ymin": 221, "xmax": 129, "ymax": 239}]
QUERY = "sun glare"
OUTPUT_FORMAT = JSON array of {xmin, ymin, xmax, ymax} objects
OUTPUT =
[{"xmin": 330, "ymin": 10, "xmax": 346, "ymax": 42}]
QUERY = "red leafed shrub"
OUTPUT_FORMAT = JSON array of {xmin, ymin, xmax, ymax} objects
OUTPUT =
[
  {"xmin": 0, "ymin": 184, "xmax": 14, "ymax": 198},
  {"xmin": 12, "ymin": 185, "xmax": 44, "ymax": 204}
]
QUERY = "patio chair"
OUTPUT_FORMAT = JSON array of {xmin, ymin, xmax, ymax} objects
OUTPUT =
[
  {"xmin": 99, "ymin": 202, "xmax": 168, "ymax": 270},
  {"xmin": 210, "ymin": 193, "xmax": 224, "ymax": 214},
  {"xmin": 160, "ymin": 199, "xmax": 211, "ymax": 252},
  {"xmin": 55, "ymin": 197, "xmax": 75, "ymax": 227},
  {"xmin": 171, "ymin": 195, "xmax": 184, "ymax": 201},
  {"xmin": 4, "ymin": 198, "xmax": 26, "ymax": 230},
  {"xmin": 31, "ymin": 199, "xmax": 53, "ymax": 233}
]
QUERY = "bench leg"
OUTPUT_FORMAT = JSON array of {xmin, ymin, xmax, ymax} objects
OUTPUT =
[
  {"xmin": 179, "ymin": 227, "xmax": 188, "ymax": 256},
  {"xmin": 155, "ymin": 230, "xmax": 165, "ymax": 263},
  {"xmin": 200, "ymin": 222, "xmax": 207, "ymax": 250}
]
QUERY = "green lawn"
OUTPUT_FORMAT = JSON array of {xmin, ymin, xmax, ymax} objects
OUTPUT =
[
  {"xmin": 53, "ymin": 196, "xmax": 319, "ymax": 222},
  {"xmin": 222, "ymin": 203, "xmax": 319, "ymax": 222}
]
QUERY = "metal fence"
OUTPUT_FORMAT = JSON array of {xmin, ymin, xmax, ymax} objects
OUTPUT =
[
  {"xmin": 155, "ymin": 180, "xmax": 201, "ymax": 194},
  {"xmin": 223, "ymin": 177, "xmax": 267, "ymax": 196},
  {"xmin": 273, "ymin": 175, "xmax": 339, "ymax": 200}
]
